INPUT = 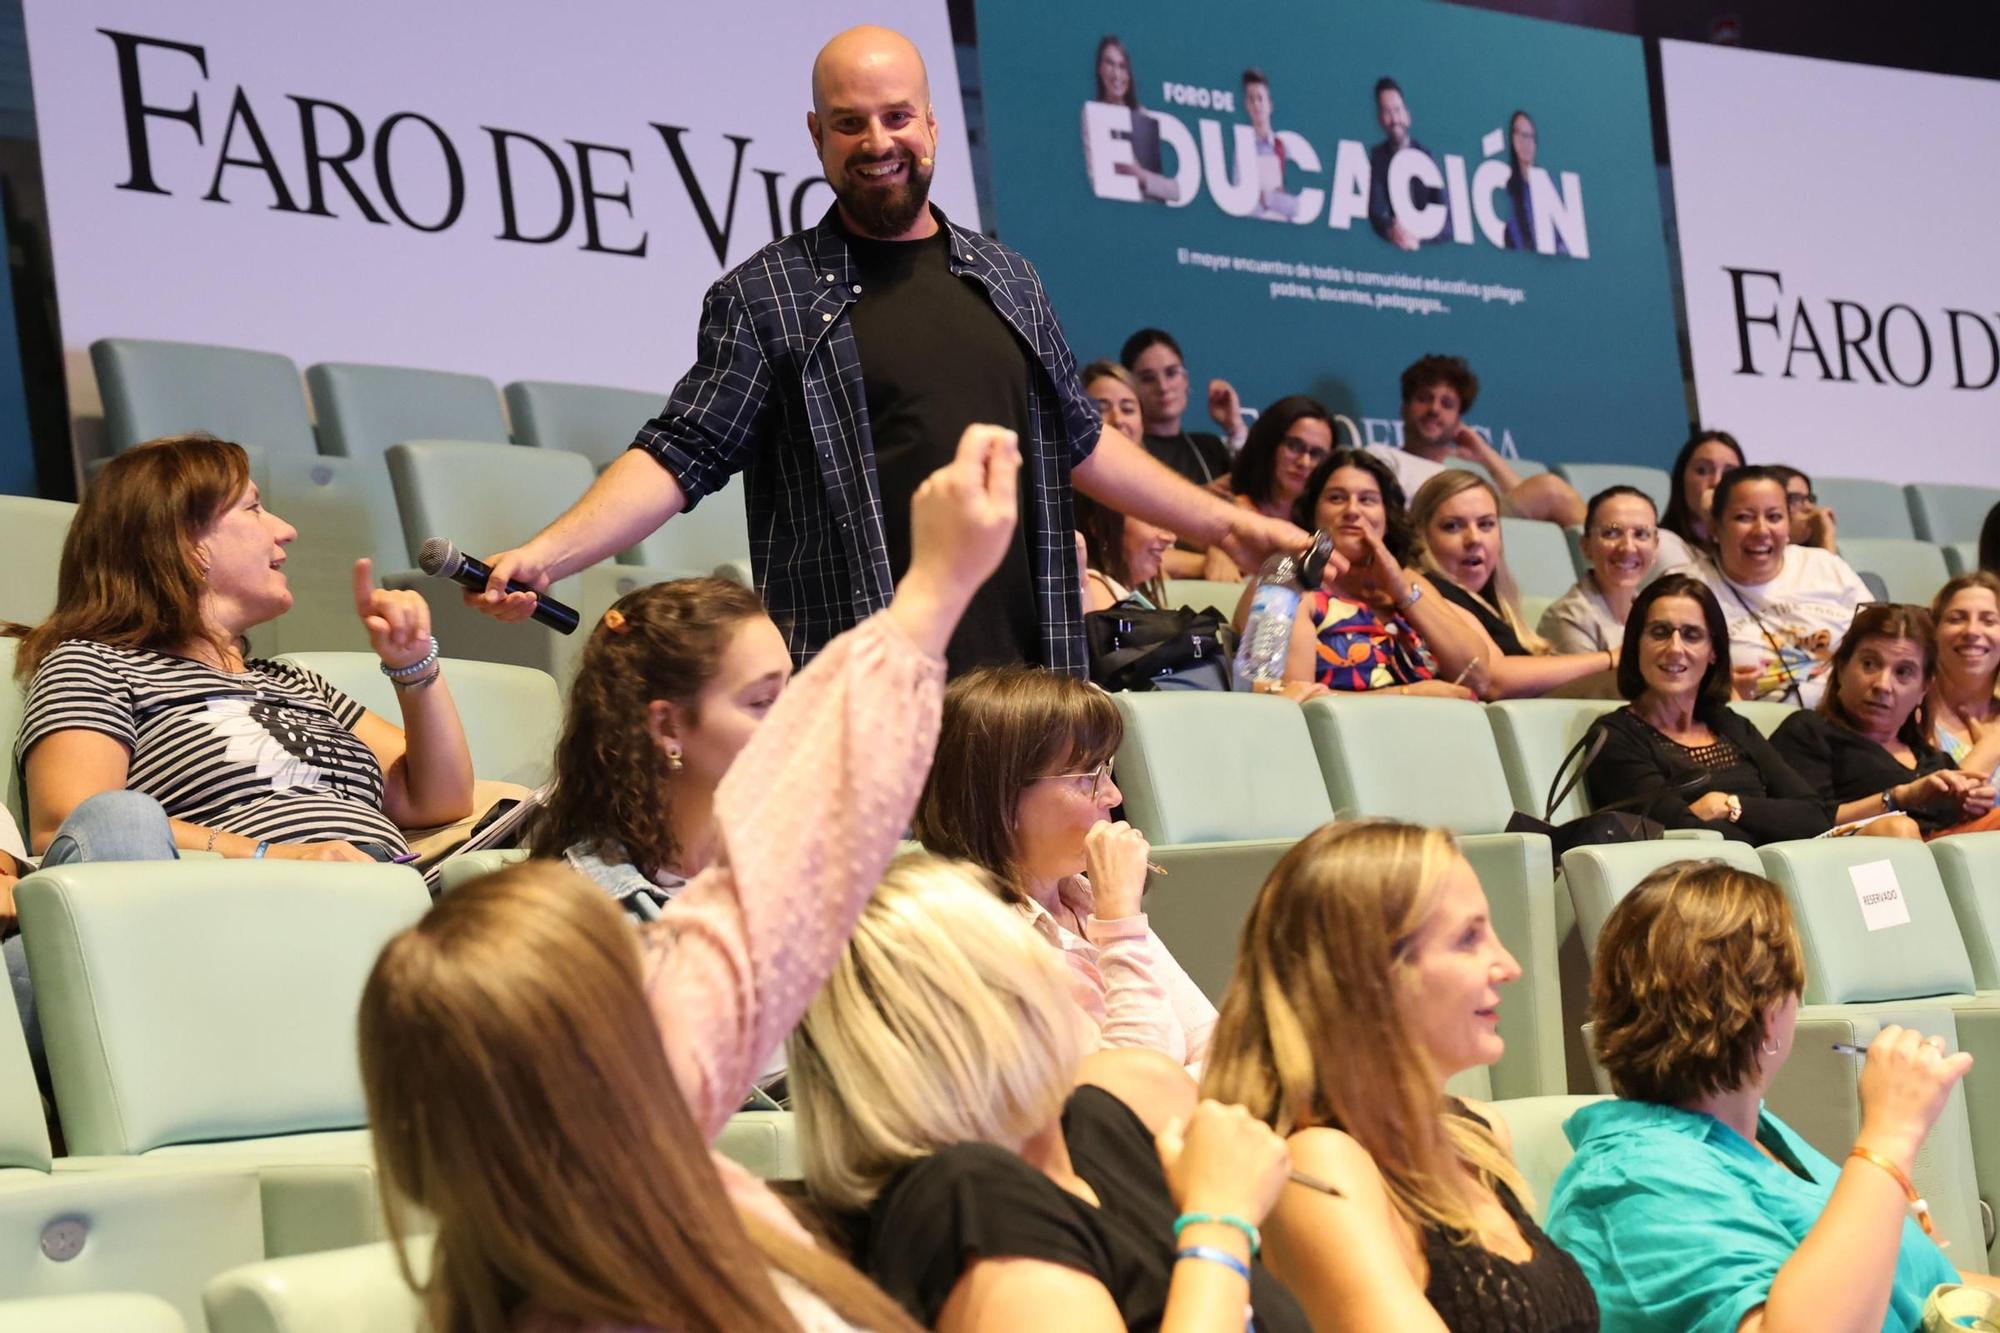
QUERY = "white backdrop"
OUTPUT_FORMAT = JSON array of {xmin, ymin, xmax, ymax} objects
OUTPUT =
[
  {"xmin": 24, "ymin": 0, "xmax": 974, "ymax": 452},
  {"xmin": 1662, "ymin": 41, "xmax": 2000, "ymax": 483}
]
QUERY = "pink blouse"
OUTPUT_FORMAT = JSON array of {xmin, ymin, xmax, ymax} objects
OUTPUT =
[
  {"xmin": 1018, "ymin": 874, "xmax": 1217, "ymax": 1071},
  {"xmin": 637, "ymin": 610, "xmax": 945, "ymax": 1243}
]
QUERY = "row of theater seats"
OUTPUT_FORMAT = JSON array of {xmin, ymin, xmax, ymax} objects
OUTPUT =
[{"xmin": 1107, "ymin": 687, "xmax": 2000, "ymax": 1270}]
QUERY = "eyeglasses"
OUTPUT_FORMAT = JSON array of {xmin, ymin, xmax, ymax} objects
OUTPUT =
[
  {"xmin": 1279, "ymin": 436, "xmax": 1331, "ymax": 465},
  {"xmin": 1590, "ymin": 525, "xmax": 1657, "ymax": 544},
  {"xmin": 1035, "ymin": 760, "xmax": 1114, "ymax": 801},
  {"xmin": 1786, "ymin": 492, "xmax": 1818, "ymax": 510}
]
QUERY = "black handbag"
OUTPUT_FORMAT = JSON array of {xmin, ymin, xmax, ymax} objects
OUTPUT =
[
  {"xmin": 1505, "ymin": 720, "xmax": 1701, "ymax": 857},
  {"xmin": 1083, "ymin": 599, "xmax": 1238, "ymax": 693}
]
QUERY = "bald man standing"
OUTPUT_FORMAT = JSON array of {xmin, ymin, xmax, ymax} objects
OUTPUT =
[{"xmin": 476, "ymin": 26, "xmax": 1311, "ymax": 675}]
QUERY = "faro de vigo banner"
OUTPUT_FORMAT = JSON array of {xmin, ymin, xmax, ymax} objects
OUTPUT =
[
  {"xmin": 1663, "ymin": 41, "xmax": 2000, "ymax": 484},
  {"xmin": 974, "ymin": 0, "xmax": 1686, "ymax": 468},
  {"xmin": 23, "ymin": 0, "xmax": 974, "ymax": 457}
]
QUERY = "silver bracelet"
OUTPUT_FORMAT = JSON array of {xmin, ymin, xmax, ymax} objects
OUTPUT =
[
  {"xmin": 380, "ymin": 636, "xmax": 440, "ymax": 680},
  {"xmin": 391, "ymin": 666, "xmax": 442, "ymax": 692}
]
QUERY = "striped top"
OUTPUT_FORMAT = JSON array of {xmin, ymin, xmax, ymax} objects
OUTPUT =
[{"xmin": 17, "ymin": 639, "xmax": 406, "ymax": 853}]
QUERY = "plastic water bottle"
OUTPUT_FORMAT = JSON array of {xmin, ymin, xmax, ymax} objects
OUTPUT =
[{"xmin": 1232, "ymin": 530, "xmax": 1334, "ymax": 693}]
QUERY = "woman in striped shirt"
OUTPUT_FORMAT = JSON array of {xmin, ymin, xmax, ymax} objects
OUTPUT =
[{"xmin": 9, "ymin": 434, "xmax": 474, "ymax": 864}]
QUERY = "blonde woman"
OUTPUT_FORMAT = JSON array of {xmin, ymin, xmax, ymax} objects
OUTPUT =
[
  {"xmin": 789, "ymin": 855, "xmax": 1309, "ymax": 1333},
  {"xmin": 1408, "ymin": 469, "xmax": 1618, "ymax": 698},
  {"xmin": 360, "ymin": 423, "xmax": 1026, "ymax": 1333},
  {"xmin": 1201, "ymin": 821, "xmax": 1598, "ymax": 1331}
]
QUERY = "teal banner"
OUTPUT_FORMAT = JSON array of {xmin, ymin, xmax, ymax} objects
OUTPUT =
[{"xmin": 976, "ymin": 0, "xmax": 1686, "ymax": 467}]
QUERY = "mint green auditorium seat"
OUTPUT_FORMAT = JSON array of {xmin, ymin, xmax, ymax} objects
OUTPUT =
[
  {"xmin": 1445, "ymin": 456, "xmax": 1548, "ymax": 483},
  {"xmin": 626, "ymin": 481, "xmax": 753, "ymax": 586},
  {"xmin": 383, "ymin": 441, "xmax": 696, "ymax": 681},
  {"xmin": 18, "ymin": 861, "xmax": 432, "ymax": 1258},
  {"xmin": 238, "ymin": 447, "xmax": 412, "ymax": 658},
  {"xmin": 276, "ymin": 653, "xmax": 559, "ymax": 789},
  {"xmin": 207, "ymin": 1238, "xmax": 428, "ymax": 1333},
  {"xmin": 1519, "ymin": 595, "xmax": 1554, "ymax": 628},
  {"xmin": 306, "ymin": 362, "xmax": 509, "ymax": 474},
  {"xmin": 1487, "ymin": 1095, "xmax": 1606, "ymax": 1222},
  {"xmin": 0, "ymin": 495, "xmax": 73, "ymax": 627},
  {"xmin": 1487, "ymin": 700, "xmax": 1622, "ymax": 825},
  {"xmin": 1815, "ymin": 475, "xmax": 1918, "ymax": 540},
  {"xmin": 1909, "ymin": 484, "xmax": 2000, "ymax": 545},
  {"xmin": 1303, "ymin": 695, "xmax": 1562, "ymax": 1096},
  {"xmin": 505, "ymin": 378, "xmax": 662, "ymax": 470},
  {"xmin": 1501, "ymin": 518, "xmax": 1578, "ymax": 602},
  {"xmin": 1109, "ymin": 693, "xmax": 1326, "ymax": 1002},
  {"xmin": 1946, "ymin": 542, "xmax": 1982, "ymax": 577},
  {"xmin": 0, "ymin": 1294, "xmax": 186, "ymax": 1332},
  {"xmin": 1932, "ymin": 835, "xmax": 2000, "ymax": 993},
  {"xmin": 1160, "ymin": 578, "xmax": 1246, "ymax": 616},
  {"xmin": 1561, "ymin": 838, "xmax": 1986, "ymax": 1263},
  {"xmin": 1551, "ymin": 463, "xmax": 1671, "ymax": 515},
  {"xmin": 432, "ymin": 848, "xmax": 529, "ymax": 895},
  {"xmin": 91, "ymin": 339, "xmax": 317, "ymax": 457},
  {"xmin": 1838, "ymin": 537, "xmax": 1952, "ymax": 605},
  {"xmin": 1758, "ymin": 838, "xmax": 1996, "ymax": 1267},
  {"xmin": 1, "ymin": 640, "xmax": 26, "ymax": 829},
  {"xmin": 2, "ymin": 975, "xmax": 265, "ymax": 1323},
  {"xmin": 1727, "ymin": 698, "xmax": 1797, "ymax": 737}
]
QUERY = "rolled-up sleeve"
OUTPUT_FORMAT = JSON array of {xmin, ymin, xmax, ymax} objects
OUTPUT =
[{"xmin": 629, "ymin": 275, "xmax": 775, "ymax": 509}]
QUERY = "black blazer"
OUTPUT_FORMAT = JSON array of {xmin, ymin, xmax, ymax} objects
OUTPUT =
[{"xmin": 1584, "ymin": 705, "xmax": 1833, "ymax": 844}]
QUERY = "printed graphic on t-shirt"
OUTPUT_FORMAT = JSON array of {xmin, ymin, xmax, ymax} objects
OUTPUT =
[{"xmin": 193, "ymin": 696, "xmax": 343, "ymax": 793}]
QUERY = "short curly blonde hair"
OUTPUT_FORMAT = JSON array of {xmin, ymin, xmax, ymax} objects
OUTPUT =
[{"xmin": 1590, "ymin": 860, "xmax": 1805, "ymax": 1105}]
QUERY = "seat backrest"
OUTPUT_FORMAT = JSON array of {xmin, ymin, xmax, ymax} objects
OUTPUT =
[
  {"xmin": 0, "ymin": 496, "xmax": 74, "ymax": 627},
  {"xmin": 1944, "ymin": 542, "xmax": 1980, "ymax": 578},
  {"xmin": 0, "ymin": 639, "xmax": 27, "ymax": 830},
  {"xmin": 1304, "ymin": 695, "xmax": 1514, "ymax": 834},
  {"xmin": 1552, "ymin": 463, "xmax": 1671, "ymax": 515},
  {"xmin": 1927, "ymin": 833, "xmax": 2000, "ymax": 991},
  {"xmin": 503, "ymin": 379, "xmax": 664, "ymax": 470},
  {"xmin": 205, "ymin": 1236, "xmax": 431, "ymax": 1333},
  {"xmin": 1447, "ymin": 455, "xmax": 1548, "ymax": 480},
  {"xmin": 1906, "ymin": 483, "xmax": 2000, "ymax": 545},
  {"xmin": 1160, "ymin": 579, "xmax": 1245, "ymax": 616},
  {"xmin": 277, "ymin": 653, "xmax": 560, "ymax": 788},
  {"xmin": 0, "ymin": 1294, "xmax": 188, "ymax": 1333},
  {"xmin": 385, "ymin": 441, "xmax": 597, "ymax": 568},
  {"xmin": 1486, "ymin": 1094, "xmax": 1607, "ymax": 1222},
  {"xmin": 1836, "ymin": 537, "xmax": 1951, "ymax": 606},
  {"xmin": 0, "ymin": 959, "xmax": 53, "ymax": 1172},
  {"xmin": 627, "ymin": 481, "xmax": 753, "ymax": 573},
  {"xmin": 1500, "ymin": 518, "xmax": 1579, "ymax": 601},
  {"xmin": 91, "ymin": 339, "xmax": 317, "ymax": 457},
  {"xmin": 1486, "ymin": 699, "xmax": 1623, "ymax": 825},
  {"xmin": 1814, "ymin": 476, "xmax": 1916, "ymax": 540},
  {"xmin": 245, "ymin": 448, "xmax": 411, "ymax": 658},
  {"xmin": 17, "ymin": 861, "xmax": 431, "ymax": 1155},
  {"xmin": 1561, "ymin": 838, "xmax": 1765, "ymax": 957},
  {"xmin": 307, "ymin": 363, "xmax": 509, "ymax": 471},
  {"xmin": 1756, "ymin": 839, "xmax": 1974, "ymax": 1004},
  {"xmin": 1726, "ymin": 698, "xmax": 1797, "ymax": 737},
  {"xmin": 1112, "ymin": 693, "xmax": 1332, "ymax": 844}
]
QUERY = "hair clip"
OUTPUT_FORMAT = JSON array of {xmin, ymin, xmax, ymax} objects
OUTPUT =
[{"xmin": 602, "ymin": 609, "xmax": 628, "ymax": 633}]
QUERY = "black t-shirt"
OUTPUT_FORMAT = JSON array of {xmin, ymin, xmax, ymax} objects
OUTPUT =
[
  {"xmin": 1435, "ymin": 576, "xmax": 1530, "ymax": 657},
  {"xmin": 1770, "ymin": 709, "xmax": 1957, "ymax": 834},
  {"xmin": 1143, "ymin": 430, "xmax": 1232, "ymax": 488},
  {"xmin": 846, "ymin": 227, "xmax": 1039, "ymax": 675},
  {"xmin": 863, "ymin": 1085, "xmax": 1309, "ymax": 1332}
]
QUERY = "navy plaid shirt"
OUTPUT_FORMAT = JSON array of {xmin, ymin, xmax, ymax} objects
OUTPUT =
[{"xmin": 630, "ymin": 206, "xmax": 1103, "ymax": 673}]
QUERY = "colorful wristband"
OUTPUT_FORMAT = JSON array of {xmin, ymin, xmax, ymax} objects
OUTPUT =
[
  {"xmin": 253, "ymin": 841, "xmax": 270, "ymax": 860},
  {"xmin": 1175, "ymin": 1244, "xmax": 1252, "ymax": 1283},
  {"xmin": 1849, "ymin": 1146, "xmax": 1937, "ymax": 1240},
  {"xmin": 1173, "ymin": 1211, "xmax": 1261, "ymax": 1256}
]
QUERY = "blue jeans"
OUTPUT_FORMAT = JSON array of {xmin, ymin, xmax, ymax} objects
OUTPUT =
[{"xmin": 6, "ymin": 790, "xmax": 178, "ymax": 1085}]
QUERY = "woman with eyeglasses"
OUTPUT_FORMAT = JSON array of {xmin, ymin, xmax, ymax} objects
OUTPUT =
[
  {"xmin": 1769, "ymin": 603, "xmax": 2000, "ymax": 839},
  {"xmin": 1191, "ymin": 395, "xmax": 1342, "ymax": 585},
  {"xmin": 1769, "ymin": 465, "xmax": 1838, "ymax": 553},
  {"xmin": 1539, "ymin": 486, "xmax": 1661, "ymax": 655},
  {"xmin": 914, "ymin": 667, "xmax": 1215, "ymax": 1070},
  {"xmin": 1583, "ymin": 575, "xmax": 1848, "ymax": 845}
]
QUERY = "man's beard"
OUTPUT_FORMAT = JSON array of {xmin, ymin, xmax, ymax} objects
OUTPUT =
[{"xmin": 835, "ymin": 149, "xmax": 934, "ymax": 238}]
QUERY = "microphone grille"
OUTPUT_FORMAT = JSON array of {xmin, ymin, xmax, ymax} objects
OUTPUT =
[{"xmin": 417, "ymin": 537, "xmax": 460, "ymax": 578}]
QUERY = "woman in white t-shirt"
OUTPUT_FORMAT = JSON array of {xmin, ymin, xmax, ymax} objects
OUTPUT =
[{"xmin": 1669, "ymin": 466, "xmax": 1869, "ymax": 708}]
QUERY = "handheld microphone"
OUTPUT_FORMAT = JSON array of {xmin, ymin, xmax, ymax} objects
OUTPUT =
[{"xmin": 418, "ymin": 537, "xmax": 580, "ymax": 635}]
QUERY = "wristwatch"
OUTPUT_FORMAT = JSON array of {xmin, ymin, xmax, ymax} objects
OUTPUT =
[
  {"xmin": 1725, "ymin": 794, "xmax": 1743, "ymax": 823},
  {"xmin": 1882, "ymin": 787, "xmax": 1901, "ymax": 813},
  {"xmin": 1395, "ymin": 583, "xmax": 1423, "ymax": 612}
]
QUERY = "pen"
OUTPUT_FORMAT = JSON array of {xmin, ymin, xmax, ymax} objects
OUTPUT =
[
  {"xmin": 1452, "ymin": 656, "xmax": 1481, "ymax": 686},
  {"xmin": 1830, "ymin": 1042, "xmax": 1866, "ymax": 1055},
  {"xmin": 1288, "ymin": 1168, "xmax": 1344, "ymax": 1197},
  {"xmin": 1148, "ymin": 861, "xmax": 1170, "ymax": 877}
]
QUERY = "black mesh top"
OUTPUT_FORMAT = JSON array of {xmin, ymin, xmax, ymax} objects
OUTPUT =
[{"xmin": 1421, "ymin": 1103, "xmax": 1600, "ymax": 1332}]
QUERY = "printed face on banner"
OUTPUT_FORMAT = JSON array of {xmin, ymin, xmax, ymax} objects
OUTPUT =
[{"xmin": 985, "ymin": 0, "xmax": 1686, "ymax": 469}]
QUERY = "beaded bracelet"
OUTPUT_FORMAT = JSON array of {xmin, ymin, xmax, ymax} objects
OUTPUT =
[
  {"xmin": 1173, "ymin": 1212, "xmax": 1261, "ymax": 1256},
  {"xmin": 380, "ymin": 636, "xmax": 440, "ymax": 680},
  {"xmin": 1175, "ymin": 1244, "xmax": 1251, "ymax": 1283}
]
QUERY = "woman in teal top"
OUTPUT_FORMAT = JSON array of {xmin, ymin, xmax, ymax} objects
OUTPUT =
[{"xmin": 1545, "ymin": 859, "xmax": 1999, "ymax": 1332}]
